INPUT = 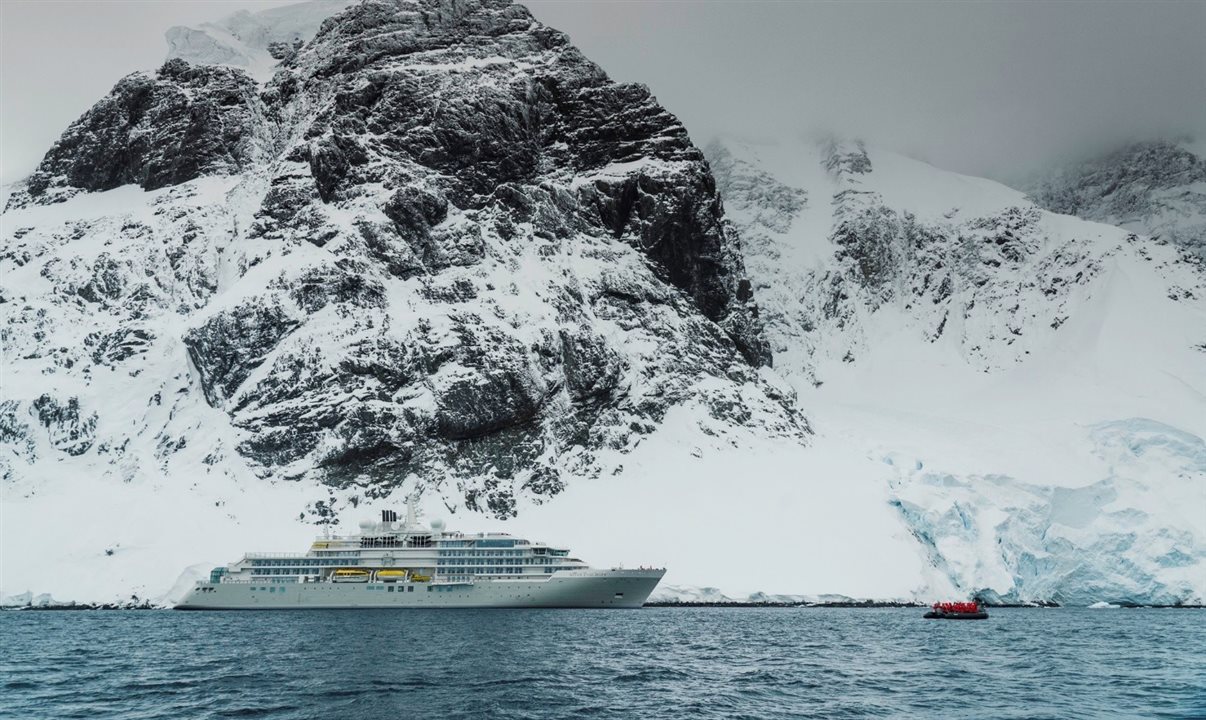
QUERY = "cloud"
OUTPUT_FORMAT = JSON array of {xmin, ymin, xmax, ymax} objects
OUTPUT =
[
  {"xmin": 2, "ymin": 0, "xmax": 1202, "ymax": 185},
  {"xmin": 526, "ymin": 0, "xmax": 1206, "ymax": 181}
]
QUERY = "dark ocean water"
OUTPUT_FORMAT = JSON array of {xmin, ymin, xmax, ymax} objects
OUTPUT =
[{"xmin": 2, "ymin": 608, "xmax": 1203, "ymax": 719}]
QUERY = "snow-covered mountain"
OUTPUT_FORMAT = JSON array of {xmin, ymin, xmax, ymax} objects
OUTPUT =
[
  {"xmin": 165, "ymin": 0, "xmax": 361, "ymax": 81},
  {"xmin": 1028, "ymin": 139, "xmax": 1206, "ymax": 260},
  {"xmin": 2, "ymin": 0, "xmax": 812, "ymax": 601},
  {"xmin": 5, "ymin": 0, "xmax": 803, "ymax": 515},
  {"xmin": 2, "ymin": 0, "xmax": 1202, "ymax": 607},
  {"xmin": 708, "ymin": 136, "xmax": 1206, "ymax": 605}
]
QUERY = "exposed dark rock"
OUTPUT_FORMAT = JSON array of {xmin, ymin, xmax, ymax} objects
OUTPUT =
[
  {"xmin": 0, "ymin": 401, "xmax": 38, "ymax": 470},
  {"xmin": 14, "ymin": 59, "xmax": 263, "ymax": 206},
  {"xmin": 183, "ymin": 301, "xmax": 302, "ymax": 406},
  {"xmin": 31, "ymin": 395, "xmax": 97, "ymax": 456},
  {"xmin": 85, "ymin": 327, "xmax": 155, "ymax": 365},
  {"xmin": 267, "ymin": 39, "xmax": 304, "ymax": 62}
]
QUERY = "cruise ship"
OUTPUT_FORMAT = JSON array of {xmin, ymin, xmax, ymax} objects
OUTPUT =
[{"xmin": 175, "ymin": 498, "xmax": 665, "ymax": 609}]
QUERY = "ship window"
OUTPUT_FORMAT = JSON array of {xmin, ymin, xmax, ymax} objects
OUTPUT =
[
  {"xmin": 388, "ymin": 586, "xmax": 394, "ymax": 592},
  {"xmin": 408, "ymin": 586, "xmax": 414, "ymax": 592}
]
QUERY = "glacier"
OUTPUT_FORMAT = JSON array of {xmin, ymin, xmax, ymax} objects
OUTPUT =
[{"xmin": 887, "ymin": 419, "xmax": 1206, "ymax": 606}]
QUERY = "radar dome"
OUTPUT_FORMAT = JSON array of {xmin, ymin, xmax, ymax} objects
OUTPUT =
[
  {"xmin": 430, "ymin": 518, "xmax": 446, "ymax": 532},
  {"xmin": 358, "ymin": 519, "xmax": 374, "ymax": 532}
]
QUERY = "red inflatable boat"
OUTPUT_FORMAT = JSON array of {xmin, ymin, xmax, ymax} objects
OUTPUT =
[{"xmin": 924, "ymin": 601, "xmax": 988, "ymax": 620}]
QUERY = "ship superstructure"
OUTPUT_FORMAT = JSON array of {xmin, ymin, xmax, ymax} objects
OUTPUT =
[{"xmin": 176, "ymin": 498, "xmax": 665, "ymax": 609}]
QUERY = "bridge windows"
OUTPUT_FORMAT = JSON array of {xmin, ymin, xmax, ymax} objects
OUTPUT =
[
  {"xmin": 477, "ymin": 539, "xmax": 515, "ymax": 548},
  {"xmin": 360, "ymin": 536, "xmax": 401, "ymax": 548}
]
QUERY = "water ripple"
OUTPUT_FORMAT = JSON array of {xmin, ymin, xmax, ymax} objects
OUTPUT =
[{"xmin": 0, "ymin": 608, "xmax": 1202, "ymax": 720}]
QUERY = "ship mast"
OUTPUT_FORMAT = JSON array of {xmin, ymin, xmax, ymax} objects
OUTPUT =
[{"xmin": 404, "ymin": 493, "xmax": 421, "ymax": 531}]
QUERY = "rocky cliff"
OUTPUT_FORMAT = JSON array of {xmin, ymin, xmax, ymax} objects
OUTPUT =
[{"xmin": 2, "ymin": 0, "xmax": 804, "ymax": 521}]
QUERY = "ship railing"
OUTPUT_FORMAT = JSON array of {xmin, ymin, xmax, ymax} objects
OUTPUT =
[
  {"xmin": 244, "ymin": 552, "xmax": 308, "ymax": 559},
  {"xmin": 218, "ymin": 576, "xmax": 312, "ymax": 585}
]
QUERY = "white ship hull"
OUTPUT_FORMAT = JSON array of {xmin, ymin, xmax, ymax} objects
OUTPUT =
[{"xmin": 175, "ymin": 569, "xmax": 665, "ymax": 610}]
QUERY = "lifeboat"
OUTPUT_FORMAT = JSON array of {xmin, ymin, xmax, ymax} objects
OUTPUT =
[
  {"xmin": 924, "ymin": 601, "xmax": 988, "ymax": 620},
  {"xmin": 376, "ymin": 569, "xmax": 408, "ymax": 582},
  {"xmin": 331, "ymin": 568, "xmax": 370, "ymax": 583}
]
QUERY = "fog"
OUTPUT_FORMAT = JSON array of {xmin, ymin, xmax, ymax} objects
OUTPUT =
[
  {"xmin": 0, "ymin": 0, "xmax": 300, "ymax": 185},
  {"xmin": 527, "ymin": 0, "xmax": 1205, "ymax": 182},
  {"xmin": 2, "ymin": 0, "xmax": 1202, "ymax": 185}
]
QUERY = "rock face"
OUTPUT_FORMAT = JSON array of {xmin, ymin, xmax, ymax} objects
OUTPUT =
[
  {"xmin": 2, "ymin": 0, "xmax": 802, "ymax": 518},
  {"xmin": 18, "ymin": 59, "xmax": 265, "ymax": 203},
  {"xmin": 709, "ymin": 138, "xmax": 1122, "ymax": 384}
]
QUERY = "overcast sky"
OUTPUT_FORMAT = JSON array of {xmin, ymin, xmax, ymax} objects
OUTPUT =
[{"xmin": 2, "ymin": 0, "xmax": 1203, "ymax": 186}]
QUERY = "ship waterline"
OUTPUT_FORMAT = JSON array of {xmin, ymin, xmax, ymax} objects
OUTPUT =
[{"xmin": 176, "ymin": 499, "xmax": 665, "ymax": 610}]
